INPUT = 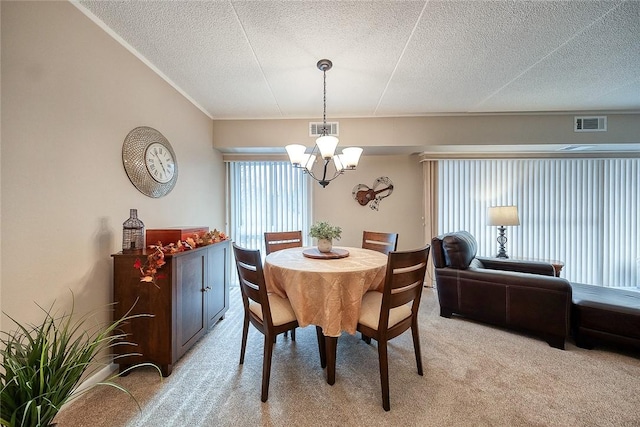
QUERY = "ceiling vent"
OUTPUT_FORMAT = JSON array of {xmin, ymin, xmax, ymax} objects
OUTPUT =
[
  {"xmin": 309, "ymin": 121, "xmax": 339, "ymax": 137},
  {"xmin": 574, "ymin": 116, "xmax": 607, "ymax": 132}
]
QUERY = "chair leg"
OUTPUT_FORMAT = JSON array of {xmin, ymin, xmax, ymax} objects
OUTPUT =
[
  {"xmin": 378, "ymin": 339, "xmax": 390, "ymax": 411},
  {"xmin": 411, "ymin": 321, "xmax": 424, "ymax": 376},
  {"xmin": 361, "ymin": 332, "xmax": 371, "ymax": 344},
  {"xmin": 315, "ymin": 326, "xmax": 326, "ymax": 369},
  {"xmin": 261, "ymin": 334, "xmax": 274, "ymax": 402},
  {"xmin": 291, "ymin": 327, "xmax": 296, "ymax": 341},
  {"xmin": 240, "ymin": 313, "xmax": 249, "ymax": 365}
]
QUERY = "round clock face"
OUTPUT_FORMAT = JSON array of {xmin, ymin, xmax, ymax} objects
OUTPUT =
[
  {"xmin": 145, "ymin": 142, "xmax": 175, "ymax": 184},
  {"xmin": 122, "ymin": 127, "xmax": 178, "ymax": 198}
]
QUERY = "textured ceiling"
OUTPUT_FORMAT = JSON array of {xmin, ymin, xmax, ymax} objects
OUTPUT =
[{"xmin": 76, "ymin": 0, "xmax": 640, "ymax": 121}]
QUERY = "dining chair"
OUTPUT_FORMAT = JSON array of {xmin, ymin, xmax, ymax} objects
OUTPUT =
[
  {"xmin": 233, "ymin": 243, "xmax": 299, "ymax": 402},
  {"xmin": 356, "ymin": 244, "xmax": 431, "ymax": 411},
  {"xmin": 263, "ymin": 230, "xmax": 302, "ymax": 340},
  {"xmin": 361, "ymin": 231, "xmax": 399, "ymax": 255},
  {"xmin": 264, "ymin": 230, "xmax": 303, "ymax": 255}
]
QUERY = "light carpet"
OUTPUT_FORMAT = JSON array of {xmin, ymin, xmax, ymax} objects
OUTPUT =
[{"xmin": 54, "ymin": 287, "xmax": 640, "ymax": 427}]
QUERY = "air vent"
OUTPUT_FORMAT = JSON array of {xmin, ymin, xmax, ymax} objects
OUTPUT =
[
  {"xmin": 574, "ymin": 116, "xmax": 607, "ymax": 132},
  {"xmin": 309, "ymin": 122, "xmax": 339, "ymax": 137}
]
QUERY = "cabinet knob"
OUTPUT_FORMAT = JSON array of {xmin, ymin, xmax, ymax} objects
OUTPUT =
[{"xmin": 204, "ymin": 286, "xmax": 211, "ymax": 292}]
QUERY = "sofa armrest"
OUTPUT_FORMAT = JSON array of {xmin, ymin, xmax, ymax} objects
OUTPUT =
[{"xmin": 476, "ymin": 257, "xmax": 556, "ymax": 276}]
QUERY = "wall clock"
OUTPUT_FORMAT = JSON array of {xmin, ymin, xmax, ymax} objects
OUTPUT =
[{"xmin": 122, "ymin": 126, "xmax": 178, "ymax": 198}]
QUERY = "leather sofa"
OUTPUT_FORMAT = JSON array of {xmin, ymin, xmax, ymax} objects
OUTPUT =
[
  {"xmin": 432, "ymin": 231, "xmax": 572, "ymax": 349},
  {"xmin": 570, "ymin": 282, "xmax": 640, "ymax": 350}
]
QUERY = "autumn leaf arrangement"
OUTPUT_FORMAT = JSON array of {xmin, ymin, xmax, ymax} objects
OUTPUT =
[{"xmin": 134, "ymin": 229, "xmax": 228, "ymax": 286}]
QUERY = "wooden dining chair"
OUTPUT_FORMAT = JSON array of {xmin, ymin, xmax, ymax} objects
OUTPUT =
[
  {"xmin": 233, "ymin": 243, "xmax": 299, "ymax": 402},
  {"xmin": 356, "ymin": 244, "xmax": 430, "ymax": 411},
  {"xmin": 264, "ymin": 230, "xmax": 303, "ymax": 255},
  {"xmin": 263, "ymin": 230, "xmax": 302, "ymax": 340},
  {"xmin": 362, "ymin": 231, "xmax": 399, "ymax": 255}
]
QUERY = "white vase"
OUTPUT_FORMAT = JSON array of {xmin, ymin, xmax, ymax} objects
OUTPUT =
[{"xmin": 317, "ymin": 238, "xmax": 333, "ymax": 253}]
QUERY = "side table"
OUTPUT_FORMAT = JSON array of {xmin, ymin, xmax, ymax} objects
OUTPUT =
[
  {"xmin": 550, "ymin": 261, "xmax": 564, "ymax": 277},
  {"xmin": 508, "ymin": 257, "xmax": 564, "ymax": 277}
]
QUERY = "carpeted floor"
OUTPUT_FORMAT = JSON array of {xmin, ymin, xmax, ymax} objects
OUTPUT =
[{"xmin": 54, "ymin": 287, "xmax": 640, "ymax": 427}]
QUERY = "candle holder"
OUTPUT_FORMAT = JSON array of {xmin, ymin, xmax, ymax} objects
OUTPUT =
[{"xmin": 122, "ymin": 208, "xmax": 145, "ymax": 253}]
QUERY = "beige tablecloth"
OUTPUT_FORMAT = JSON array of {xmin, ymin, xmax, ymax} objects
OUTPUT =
[{"xmin": 264, "ymin": 246, "xmax": 388, "ymax": 337}]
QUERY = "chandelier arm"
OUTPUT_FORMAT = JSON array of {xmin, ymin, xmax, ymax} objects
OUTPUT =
[{"xmin": 304, "ymin": 158, "xmax": 343, "ymax": 188}]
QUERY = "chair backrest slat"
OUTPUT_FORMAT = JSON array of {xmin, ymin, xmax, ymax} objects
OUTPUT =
[
  {"xmin": 381, "ymin": 245, "xmax": 430, "ymax": 314},
  {"xmin": 264, "ymin": 231, "xmax": 303, "ymax": 255},
  {"xmin": 362, "ymin": 231, "xmax": 399, "ymax": 255},
  {"xmin": 233, "ymin": 243, "xmax": 272, "ymax": 326}
]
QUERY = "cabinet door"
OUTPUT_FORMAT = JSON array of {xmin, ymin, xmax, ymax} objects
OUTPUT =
[
  {"xmin": 175, "ymin": 250, "xmax": 207, "ymax": 358},
  {"xmin": 112, "ymin": 253, "xmax": 173, "ymax": 372},
  {"xmin": 206, "ymin": 242, "xmax": 229, "ymax": 328}
]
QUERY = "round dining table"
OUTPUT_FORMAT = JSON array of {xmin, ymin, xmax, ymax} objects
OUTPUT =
[{"xmin": 264, "ymin": 246, "xmax": 388, "ymax": 384}]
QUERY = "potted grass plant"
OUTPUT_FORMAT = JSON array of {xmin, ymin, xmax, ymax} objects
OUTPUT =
[
  {"xmin": 309, "ymin": 221, "xmax": 342, "ymax": 253},
  {"xmin": 0, "ymin": 296, "xmax": 159, "ymax": 427}
]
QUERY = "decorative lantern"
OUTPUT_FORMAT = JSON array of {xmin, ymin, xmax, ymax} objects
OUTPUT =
[{"xmin": 122, "ymin": 208, "xmax": 145, "ymax": 253}]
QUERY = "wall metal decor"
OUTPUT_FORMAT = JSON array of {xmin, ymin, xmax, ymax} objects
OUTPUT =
[
  {"xmin": 352, "ymin": 176, "xmax": 394, "ymax": 211},
  {"xmin": 122, "ymin": 126, "xmax": 178, "ymax": 198}
]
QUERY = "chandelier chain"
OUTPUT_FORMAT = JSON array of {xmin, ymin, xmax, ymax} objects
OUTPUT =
[{"xmin": 322, "ymin": 69, "xmax": 327, "ymax": 135}]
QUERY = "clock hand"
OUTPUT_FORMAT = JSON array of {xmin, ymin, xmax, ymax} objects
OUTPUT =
[{"xmin": 154, "ymin": 153, "xmax": 168, "ymax": 175}]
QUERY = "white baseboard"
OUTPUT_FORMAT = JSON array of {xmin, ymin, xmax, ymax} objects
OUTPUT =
[{"xmin": 59, "ymin": 363, "xmax": 118, "ymax": 412}]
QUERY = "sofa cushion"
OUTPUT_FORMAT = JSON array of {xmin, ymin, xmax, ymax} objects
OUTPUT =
[
  {"xmin": 359, "ymin": 291, "xmax": 412, "ymax": 330},
  {"xmin": 249, "ymin": 293, "xmax": 297, "ymax": 326},
  {"xmin": 442, "ymin": 231, "xmax": 478, "ymax": 269}
]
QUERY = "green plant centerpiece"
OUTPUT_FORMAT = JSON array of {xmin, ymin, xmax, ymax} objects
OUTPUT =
[
  {"xmin": 0, "ymin": 297, "xmax": 159, "ymax": 427},
  {"xmin": 309, "ymin": 221, "xmax": 342, "ymax": 253}
]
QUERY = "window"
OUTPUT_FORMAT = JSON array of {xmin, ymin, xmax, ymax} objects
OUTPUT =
[
  {"xmin": 227, "ymin": 160, "xmax": 312, "ymax": 255},
  {"xmin": 438, "ymin": 159, "xmax": 639, "ymax": 288}
]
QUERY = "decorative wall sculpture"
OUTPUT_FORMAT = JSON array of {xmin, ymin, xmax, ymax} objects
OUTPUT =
[{"xmin": 352, "ymin": 176, "xmax": 394, "ymax": 211}]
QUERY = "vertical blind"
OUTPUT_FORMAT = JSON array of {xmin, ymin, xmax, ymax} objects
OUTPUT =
[
  {"xmin": 227, "ymin": 160, "xmax": 312, "ymax": 255},
  {"xmin": 438, "ymin": 159, "xmax": 639, "ymax": 288}
]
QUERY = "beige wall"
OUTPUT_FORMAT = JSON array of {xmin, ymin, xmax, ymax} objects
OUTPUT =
[
  {"xmin": 213, "ymin": 114, "xmax": 640, "ymax": 153},
  {"xmin": 1, "ymin": 2, "xmax": 225, "ymax": 327},
  {"xmin": 312, "ymin": 155, "xmax": 424, "ymax": 251}
]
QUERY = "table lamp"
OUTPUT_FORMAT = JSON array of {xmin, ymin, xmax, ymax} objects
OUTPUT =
[{"xmin": 487, "ymin": 206, "xmax": 520, "ymax": 258}]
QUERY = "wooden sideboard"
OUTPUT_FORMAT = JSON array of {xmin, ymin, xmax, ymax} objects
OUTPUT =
[{"xmin": 112, "ymin": 240, "xmax": 230, "ymax": 376}]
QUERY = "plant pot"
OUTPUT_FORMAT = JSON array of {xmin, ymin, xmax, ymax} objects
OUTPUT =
[{"xmin": 317, "ymin": 238, "xmax": 333, "ymax": 253}]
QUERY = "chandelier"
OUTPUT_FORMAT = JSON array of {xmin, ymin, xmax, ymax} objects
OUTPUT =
[{"xmin": 285, "ymin": 59, "xmax": 363, "ymax": 187}]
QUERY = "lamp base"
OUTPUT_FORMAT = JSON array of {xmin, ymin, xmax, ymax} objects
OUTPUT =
[{"xmin": 495, "ymin": 226, "xmax": 509, "ymax": 258}]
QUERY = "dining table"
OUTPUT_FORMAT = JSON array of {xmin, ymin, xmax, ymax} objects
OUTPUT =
[{"xmin": 263, "ymin": 246, "xmax": 388, "ymax": 385}]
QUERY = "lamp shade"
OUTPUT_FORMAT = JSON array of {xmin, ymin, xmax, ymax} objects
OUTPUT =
[
  {"xmin": 487, "ymin": 206, "xmax": 520, "ymax": 226},
  {"xmin": 333, "ymin": 154, "xmax": 345, "ymax": 172},
  {"xmin": 285, "ymin": 144, "xmax": 307, "ymax": 166},
  {"xmin": 342, "ymin": 147, "xmax": 363, "ymax": 168},
  {"xmin": 301, "ymin": 153, "xmax": 316, "ymax": 170},
  {"xmin": 315, "ymin": 135, "xmax": 339, "ymax": 159}
]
